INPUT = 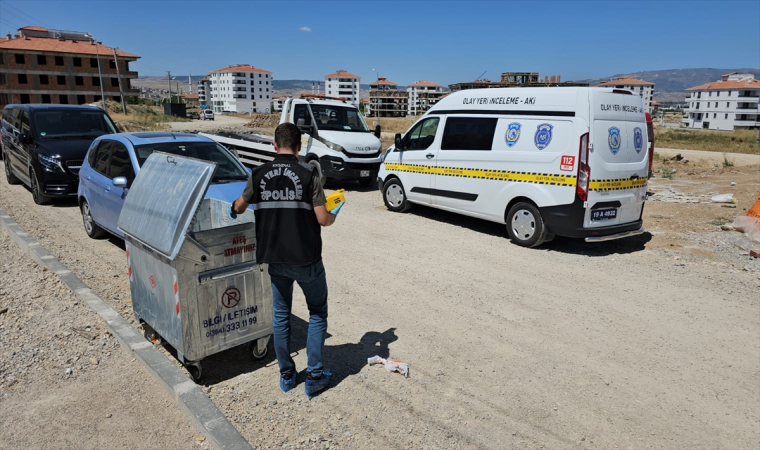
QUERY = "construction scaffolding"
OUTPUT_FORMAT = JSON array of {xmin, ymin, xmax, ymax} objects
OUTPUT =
[{"xmin": 369, "ymin": 90, "xmax": 408, "ymax": 117}]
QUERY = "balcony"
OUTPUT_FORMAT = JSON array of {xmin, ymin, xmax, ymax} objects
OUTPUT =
[
  {"xmin": 738, "ymin": 93, "xmax": 760, "ymax": 99},
  {"xmin": 736, "ymin": 104, "xmax": 759, "ymax": 110},
  {"xmin": 733, "ymin": 119, "xmax": 759, "ymax": 127},
  {"xmin": 736, "ymin": 95, "xmax": 759, "ymax": 102}
]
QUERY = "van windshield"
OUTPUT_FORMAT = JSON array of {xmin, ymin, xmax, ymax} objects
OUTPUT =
[
  {"xmin": 134, "ymin": 141, "xmax": 249, "ymax": 181},
  {"xmin": 33, "ymin": 110, "xmax": 118, "ymax": 140},
  {"xmin": 310, "ymin": 105, "xmax": 369, "ymax": 132}
]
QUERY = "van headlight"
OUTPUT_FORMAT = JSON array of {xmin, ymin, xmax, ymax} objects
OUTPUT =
[
  {"xmin": 38, "ymin": 154, "xmax": 65, "ymax": 173},
  {"xmin": 316, "ymin": 137, "xmax": 345, "ymax": 153}
]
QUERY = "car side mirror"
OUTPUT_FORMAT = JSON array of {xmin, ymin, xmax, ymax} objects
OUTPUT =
[
  {"xmin": 374, "ymin": 124, "xmax": 381, "ymax": 139},
  {"xmin": 394, "ymin": 133, "xmax": 404, "ymax": 151},
  {"xmin": 18, "ymin": 132, "xmax": 30, "ymax": 143},
  {"xmin": 112, "ymin": 176, "xmax": 128, "ymax": 188}
]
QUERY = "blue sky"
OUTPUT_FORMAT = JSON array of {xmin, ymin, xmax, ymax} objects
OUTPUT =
[{"xmin": 1, "ymin": 0, "xmax": 758, "ymax": 85}]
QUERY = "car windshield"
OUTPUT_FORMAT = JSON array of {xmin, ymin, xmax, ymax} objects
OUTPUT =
[
  {"xmin": 134, "ymin": 141, "xmax": 249, "ymax": 181},
  {"xmin": 33, "ymin": 110, "xmax": 118, "ymax": 140},
  {"xmin": 310, "ymin": 105, "xmax": 369, "ymax": 132}
]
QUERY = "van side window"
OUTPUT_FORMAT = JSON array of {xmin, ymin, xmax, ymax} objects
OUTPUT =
[
  {"xmin": 107, "ymin": 142, "xmax": 135, "ymax": 187},
  {"xmin": 19, "ymin": 111, "xmax": 31, "ymax": 134},
  {"xmin": 293, "ymin": 104, "xmax": 311, "ymax": 126},
  {"xmin": 92, "ymin": 141, "xmax": 113, "ymax": 175},
  {"xmin": 441, "ymin": 117, "xmax": 498, "ymax": 151},
  {"xmin": 404, "ymin": 117, "xmax": 439, "ymax": 150}
]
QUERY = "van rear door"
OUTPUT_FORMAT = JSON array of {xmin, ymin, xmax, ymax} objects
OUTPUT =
[{"xmin": 586, "ymin": 90, "xmax": 648, "ymax": 229}]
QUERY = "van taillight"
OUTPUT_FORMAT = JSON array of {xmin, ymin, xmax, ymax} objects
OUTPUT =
[{"xmin": 576, "ymin": 132, "xmax": 590, "ymax": 202}]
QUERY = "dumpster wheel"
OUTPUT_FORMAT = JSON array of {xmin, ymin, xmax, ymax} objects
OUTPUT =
[
  {"xmin": 249, "ymin": 338, "xmax": 268, "ymax": 361},
  {"xmin": 185, "ymin": 361, "xmax": 203, "ymax": 382}
]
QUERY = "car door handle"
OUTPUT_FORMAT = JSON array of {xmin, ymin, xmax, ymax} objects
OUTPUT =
[{"xmin": 426, "ymin": 153, "xmax": 435, "ymax": 159}]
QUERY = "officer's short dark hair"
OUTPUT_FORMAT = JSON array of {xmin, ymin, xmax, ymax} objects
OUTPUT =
[{"xmin": 275, "ymin": 123, "xmax": 301, "ymax": 152}]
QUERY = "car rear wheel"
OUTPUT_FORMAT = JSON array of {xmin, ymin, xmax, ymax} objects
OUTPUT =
[
  {"xmin": 382, "ymin": 178, "xmax": 410, "ymax": 212},
  {"xmin": 506, "ymin": 201, "xmax": 548, "ymax": 248},
  {"xmin": 81, "ymin": 200, "xmax": 107, "ymax": 239},
  {"xmin": 30, "ymin": 168, "xmax": 51, "ymax": 205},
  {"xmin": 4, "ymin": 153, "xmax": 20, "ymax": 185}
]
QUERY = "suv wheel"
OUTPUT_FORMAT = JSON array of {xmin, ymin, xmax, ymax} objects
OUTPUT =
[
  {"xmin": 30, "ymin": 168, "xmax": 52, "ymax": 205},
  {"xmin": 81, "ymin": 200, "xmax": 106, "ymax": 239},
  {"xmin": 4, "ymin": 153, "xmax": 20, "ymax": 185}
]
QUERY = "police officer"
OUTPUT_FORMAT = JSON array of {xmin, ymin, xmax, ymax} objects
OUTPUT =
[{"xmin": 231, "ymin": 122, "xmax": 336, "ymax": 397}]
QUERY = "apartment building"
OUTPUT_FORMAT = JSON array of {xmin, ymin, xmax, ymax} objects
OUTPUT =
[
  {"xmin": 407, "ymin": 80, "xmax": 445, "ymax": 115},
  {"xmin": 369, "ymin": 77, "xmax": 407, "ymax": 117},
  {"xmin": 683, "ymin": 73, "xmax": 759, "ymax": 130},
  {"xmin": 324, "ymin": 70, "xmax": 360, "ymax": 106},
  {"xmin": 197, "ymin": 77, "xmax": 210, "ymax": 108},
  {"xmin": 0, "ymin": 26, "xmax": 139, "ymax": 109},
  {"xmin": 209, "ymin": 64, "xmax": 273, "ymax": 114},
  {"xmin": 597, "ymin": 77, "xmax": 655, "ymax": 113}
]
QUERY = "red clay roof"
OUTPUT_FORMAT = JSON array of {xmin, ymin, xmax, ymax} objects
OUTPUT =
[
  {"xmin": 687, "ymin": 78, "xmax": 760, "ymax": 91},
  {"xmin": 0, "ymin": 34, "xmax": 139, "ymax": 58},
  {"xmin": 211, "ymin": 64, "xmax": 272, "ymax": 74},
  {"xmin": 598, "ymin": 77, "xmax": 654, "ymax": 86},
  {"xmin": 181, "ymin": 94, "xmax": 199, "ymax": 99},
  {"xmin": 200, "ymin": 77, "xmax": 209, "ymax": 82},
  {"xmin": 325, "ymin": 70, "xmax": 360, "ymax": 79},
  {"xmin": 370, "ymin": 77, "xmax": 397, "ymax": 86},
  {"xmin": 408, "ymin": 80, "xmax": 441, "ymax": 87}
]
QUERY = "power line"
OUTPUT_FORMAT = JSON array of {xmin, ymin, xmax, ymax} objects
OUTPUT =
[{"xmin": 2, "ymin": 2, "xmax": 47, "ymax": 27}]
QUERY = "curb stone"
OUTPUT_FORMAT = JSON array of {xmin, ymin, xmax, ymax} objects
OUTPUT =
[{"xmin": 0, "ymin": 208, "xmax": 253, "ymax": 450}]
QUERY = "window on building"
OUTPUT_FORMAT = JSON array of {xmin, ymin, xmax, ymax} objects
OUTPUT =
[
  {"xmin": 15, "ymin": 53, "xmax": 25, "ymax": 64},
  {"xmin": 90, "ymin": 58, "xmax": 98, "ymax": 68},
  {"xmin": 109, "ymin": 59, "xmax": 116, "ymax": 69},
  {"xmin": 113, "ymin": 96, "xmax": 121, "ymax": 103},
  {"xmin": 727, "ymin": 102, "xmax": 730, "ymax": 107},
  {"xmin": 0, "ymin": 54, "xmax": 3, "ymax": 65},
  {"xmin": 94, "ymin": 95, "xmax": 102, "ymax": 102},
  {"xmin": 77, "ymin": 94, "xmax": 86, "ymax": 104},
  {"xmin": 55, "ymin": 55, "xmax": 64, "ymax": 66},
  {"xmin": 714, "ymin": 113, "xmax": 717, "ymax": 118},
  {"xmin": 57, "ymin": 75, "xmax": 66, "ymax": 85},
  {"xmin": 41, "ymin": 94, "xmax": 51, "ymax": 104},
  {"xmin": 111, "ymin": 77, "xmax": 119, "ymax": 87},
  {"xmin": 92, "ymin": 76, "xmax": 101, "ymax": 87},
  {"xmin": 73, "ymin": 57, "xmax": 81, "ymax": 67},
  {"xmin": 37, "ymin": 54, "xmax": 47, "ymax": 65},
  {"xmin": 18, "ymin": 74, "xmax": 28, "ymax": 84},
  {"xmin": 75, "ymin": 76, "xmax": 83, "ymax": 86},
  {"xmin": 709, "ymin": 92, "xmax": 712, "ymax": 97},
  {"xmin": 441, "ymin": 117, "xmax": 497, "ymax": 150},
  {"xmin": 696, "ymin": 102, "xmax": 700, "ymax": 109},
  {"xmin": 725, "ymin": 114, "xmax": 728, "ymax": 119},
  {"xmin": 697, "ymin": 92, "xmax": 701, "ymax": 98},
  {"xmin": 0, "ymin": 73, "xmax": 4, "ymax": 84},
  {"xmin": 59, "ymin": 95, "xmax": 68, "ymax": 104},
  {"xmin": 20, "ymin": 93, "xmax": 30, "ymax": 103},
  {"xmin": 39, "ymin": 74, "xmax": 49, "ymax": 85}
]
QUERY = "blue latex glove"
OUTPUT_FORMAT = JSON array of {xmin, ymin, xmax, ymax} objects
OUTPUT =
[
  {"xmin": 228, "ymin": 205, "xmax": 238, "ymax": 219},
  {"xmin": 329, "ymin": 202, "xmax": 344, "ymax": 215}
]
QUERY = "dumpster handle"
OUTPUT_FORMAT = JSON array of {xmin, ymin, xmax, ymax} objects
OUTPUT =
[
  {"xmin": 167, "ymin": 156, "xmax": 177, "ymax": 165},
  {"xmin": 198, "ymin": 262, "xmax": 258, "ymax": 283}
]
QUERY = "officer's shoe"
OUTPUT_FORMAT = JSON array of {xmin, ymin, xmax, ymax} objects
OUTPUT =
[
  {"xmin": 305, "ymin": 369, "xmax": 331, "ymax": 398},
  {"xmin": 280, "ymin": 372, "xmax": 297, "ymax": 393}
]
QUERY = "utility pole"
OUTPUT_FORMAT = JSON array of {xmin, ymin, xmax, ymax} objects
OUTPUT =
[
  {"xmin": 167, "ymin": 71, "xmax": 172, "ymax": 103},
  {"xmin": 112, "ymin": 47, "xmax": 127, "ymax": 114},
  {"xmin": 94, "ymin": 42, "xmax": 106, "ymax": 110}
]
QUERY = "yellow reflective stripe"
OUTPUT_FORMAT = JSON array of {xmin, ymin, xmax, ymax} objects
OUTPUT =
[
  {"xmin": 383, "ymin": 163, "xmax": 577, "ymax": 186},
  {"xmin": 588, "ymin": 178, "xmax": 647, "ymax": 191}
]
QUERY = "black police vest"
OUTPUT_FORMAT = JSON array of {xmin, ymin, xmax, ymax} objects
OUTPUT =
[{"xmin": 249, "ymin": 154, "xmax": 322, "ymax": 265}]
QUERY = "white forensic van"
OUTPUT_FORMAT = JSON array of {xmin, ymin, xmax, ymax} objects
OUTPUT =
[{"xmin": 378, "ymin": 87, "xmax": 648, "ymax": 247}]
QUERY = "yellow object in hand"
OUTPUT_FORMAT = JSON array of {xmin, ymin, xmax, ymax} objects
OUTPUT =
[{"xmin": 325, "ymin": 189, "xmax": 345, "ymax": 212}]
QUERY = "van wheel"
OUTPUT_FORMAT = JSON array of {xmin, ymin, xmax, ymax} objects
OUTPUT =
[
  {"xmin": 30, "ymin": 168, "xmax": 51, "ymax": 205},
  {"xmin": 81, "ymin": 200, "xmax": 107, "ymax": 239},
  {"xmin": 506, "ymin": 202, "xmax": 548, "ymax": 248},
  {"xmin": 383, "ymin": 178, "xmax": 410, "ymax": 212},
  {"xmin": 4, "ymin": 153, "xmax": 20, "ymax": 185}
]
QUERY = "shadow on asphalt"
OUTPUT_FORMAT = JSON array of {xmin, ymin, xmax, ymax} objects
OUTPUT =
[{"xmin": 404, "ymin": 203, "xmax": 651, "ymax": 256}]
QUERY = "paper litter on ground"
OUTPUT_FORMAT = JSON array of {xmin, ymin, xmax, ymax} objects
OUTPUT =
[{"xmin": 367, "ymin": 355, "xmax": 409, "ymax": 377}]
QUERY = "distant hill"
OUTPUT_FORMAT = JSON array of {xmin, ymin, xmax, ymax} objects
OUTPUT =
[{"xmin": 572, "ymin": 68, "xmax": 760, "ymax": 103}]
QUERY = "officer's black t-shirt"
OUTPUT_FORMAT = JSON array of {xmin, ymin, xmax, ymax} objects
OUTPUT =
[{"xmin": 242, "ymin": 154, "xmax": 326, "ymax": 265}]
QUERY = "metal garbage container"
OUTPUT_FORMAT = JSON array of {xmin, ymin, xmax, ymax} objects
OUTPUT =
[{"xmin": 118, "ymin": 152, "xmax": 272, "ymax": 381}]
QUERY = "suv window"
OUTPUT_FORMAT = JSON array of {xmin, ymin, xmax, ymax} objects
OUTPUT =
[
  {"xmin": 107, "ymin": 142, "xmax": 135, "ymax": 186},
  {"xmin": 441, "ymin": 117, "xmax": 497, "ymax": 151},
  {"xmin": 404, "ymin": 117, "xmax": 440, "ymax": 150},
  {"xmin": 92, "ymin": 141, "xmax": 113, "ymax": 175}
]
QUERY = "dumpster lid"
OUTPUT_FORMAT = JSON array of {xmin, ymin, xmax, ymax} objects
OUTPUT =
[{"xmin": 118, "ymin": 152, "xmax": 217, "ymax": 260}]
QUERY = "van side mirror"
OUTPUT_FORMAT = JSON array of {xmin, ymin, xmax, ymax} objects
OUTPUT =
[
  {"xmin": 112, "ymin": 176, "xmax": 128, "ymax": 188},
  {"xmin": 394, "ymin": 133, "xmax": 404, "ymax": 151},
  {"xmin": 18, "ymin": 132, "xmax": 30, "ymax": 143},
  {"xmin": 374, "ymin": 124, "xmax": 381, "ymax": 139},
  {"xmin": 296, "ymin": 118, "xmax": 313, "ymax": 136}
]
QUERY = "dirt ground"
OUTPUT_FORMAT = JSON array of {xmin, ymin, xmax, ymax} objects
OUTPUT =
[
  {"xmin": 0, "ymin": 227, "xmax": 206, "ymax": 449},
  {"xmin": 0, "ymin": 154, "xmax": 758, "ymax": 449}
]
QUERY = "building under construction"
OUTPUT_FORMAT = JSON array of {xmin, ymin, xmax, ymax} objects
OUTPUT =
[
  {"xmin": 368, "ymin": 77, "xmax": 408, "ymax": 117},
  {"xmin": 449, "ymin": 72, "xmax": 587, "ymax": 92}
]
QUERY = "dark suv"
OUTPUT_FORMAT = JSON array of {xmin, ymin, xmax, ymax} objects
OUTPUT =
[{"xmin": 1, "ymin": 104, "xmax": 119, "ymax": 204}]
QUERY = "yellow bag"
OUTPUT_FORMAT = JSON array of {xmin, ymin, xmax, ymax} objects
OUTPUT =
[{"xmin": 325, "ymin": 189, "xmax": 345, "ymax": 212}]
